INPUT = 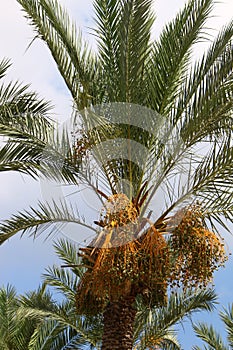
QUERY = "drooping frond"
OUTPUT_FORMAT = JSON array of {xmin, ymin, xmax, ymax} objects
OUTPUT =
[
  {"xmin": 18, "ymin": 298, "xmax": 102, "ymax": 350},
  {"xmin": 17, "ymin": 264, "xmax": 102, "ymax": 350},
  {"xmin": 220, "ymin": 305, "xmax": 233, "ymax": 348},
  {"xmin": 0, "ymin": 200, "xmax": 96, "ymax": 245},
  {"xmin": 0, "ymin": 284, "xmax": 46, "ymax": 350},
  {"xmin": 192, "ymin": 138, "xmax": 233, "ymax": 230},
  {"xmin": 0, "ymin": 284, "xmax": 18, "ymax": 348},
  {"xmin": 0, "ymin": 110, "xmax": 53, "ymax": 177},
  {"xmin": 193, "ymin": 323, "xmax": 228, "ymax": 350},
  {"xmin": 134, "ymin": 289, "xmax": 217, "ymax": 349},
  {"xmin": 0, "ymin": 58, "xmax": 51, "ymax": 117},
  {"xmin": 193, "ymin": 304, "xmax": 233, "ymax": 349},
  {"xmin": 17, "ymin": 0, "xmax": 100, "ymax": 108}
]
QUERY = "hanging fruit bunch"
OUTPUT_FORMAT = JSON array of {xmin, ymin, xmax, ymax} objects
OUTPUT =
[
  {"xmin": 76, "ymin": 189, "xmax": 169, "ymax": 314},
  {"xmin": 75, "ymin": 193, "xmax": 228, "ymax": 315},
  {"xmin": 168, "ymin": 205, "xmax": 228, "ymax": 289}
]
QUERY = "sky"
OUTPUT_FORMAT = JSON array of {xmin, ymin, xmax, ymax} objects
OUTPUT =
[{"xmin": 0, "ymin": 0, "xmax": 232, "ymax": 348}]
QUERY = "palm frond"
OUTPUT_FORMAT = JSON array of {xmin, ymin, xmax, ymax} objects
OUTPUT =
[
  {"xmin": 177, "ymin": 20, "xmax": 233, "ymax": 141},
  {"xmin": 0, "ymin": 84, "xmax": 52, "ymax": 118},
  {"xmin": 191, "ymin": 137, "xmax": 233, "ymax": 229},
  {"xmin": 0, "ymin": 200, "xmax": 96, "ymax": 245},
  {"xmin": 19, "ymin": 285, "xmax": 56, "ymax": 310},
  {"xmin": 0, "ymin": 58, "xmax": 11, "ymax": 79},
  {"xmin": 18, "ymin": 300, "xmax": 101, "ymax": 348},
  {"xmin": 220, "ymin": 305, "xmax": 233, "ymax": 348},
  {"xmin": 52, "ymin": 238, "xmax": 84, "ymax": 278},
  {"xmin": 193, "ymin": 323, "xmax": 228, "ymax": 350},
  {"xmin": 28, "ymin": 318, "xmax": 67, "ymax": 350},
  {"xmin": 17, "ymin": 0, "xmax": 99, "ymax": 108},
  {"xmin": 94, "ymin": 0, "xmax": 154, "ymax": 103},
  {"xmin": 94, "ymin": 0, "xmax": 121, "ymax": 102},
  {"xmin": 134, "ymin": 289, "xmax": 217, "ymax": 347},
  {"xmin": 147, "ymin": 0, "xmax": 214, "ymax": 113},
  {"xmin": 18, "ymin": 281, "xmax": 101, "ymax": 350},
  {"xmin": 117, "ymin": 0, "xmax": 154, "ymax": 103},
  {"xmin": 0, "ymin": 109, "xmax": 94, "ymax": 185},
  {"xmin": 43, "ymin": 265, "xmax": 78, "ymax": 300},
  {"xmin": 0, "ymin": 110, "xmax": 53, "ymax": 177},
  {"xmin": 0, "ymin": 284, "xmax": 37, "ymax": 350}
]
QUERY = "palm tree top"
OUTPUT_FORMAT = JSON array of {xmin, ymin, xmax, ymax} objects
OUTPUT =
[{"xmin": 0, "ymin": 0, "xmax": 232, "ymax": 328}]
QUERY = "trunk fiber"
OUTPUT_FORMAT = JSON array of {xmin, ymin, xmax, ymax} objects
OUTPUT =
[{"xmin": 101, "ymin": 296, "xmax": 136, "ymax": 350}]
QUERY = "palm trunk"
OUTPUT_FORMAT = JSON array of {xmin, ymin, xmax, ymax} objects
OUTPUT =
[{"xmin": 101, "ymin": 296, "xmax": 136, "ymax": 350}]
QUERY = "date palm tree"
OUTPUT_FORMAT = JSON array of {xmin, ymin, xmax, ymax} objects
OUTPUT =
[
  {"xmin": 0, "ymin": 0, "xmax": 232, "ymax": 349},
  {"xmin": 193, "ymin": 304, "xmax": 233, "ymax": 350}
]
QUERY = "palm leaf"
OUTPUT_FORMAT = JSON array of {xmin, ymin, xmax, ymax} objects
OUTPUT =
[
  {"xmin": 147, "ymin": 0, "xmax": 214, "ymax": 114},
  {"xmin": 0, "ymin": 82, "xmax": 51, "ymax": 117},
  {"xmin": 0, "ymin": 200, "xmax": 96, "ymax": 245},
  {"xmin": 134, "ymin": 289, "xmax": 217, "ymax": 349},
  {"xmin": 52, "ymin": 238, "xmax": 84, "ymax": 277},
  {"xmin": 17, "ymin": 0, "xmax": 100, "ymax": 108},
  {"xmin": 0, "ymin": 58, "xmax": 11, "ymax": 79},
  {"xmin": 117, "ymin": 0, "xmax": 154, "ymax": 103},
  {"xmin": 220, "ymin": 305, "xmax": 233, "ymax": 348},
  {"xmin": 0, "ymin": 116, "xmax": 86, "ymax": 184},
  {"xmin": 177, "ymin": 20, "xmax": 233, "ymax": 142},
  {"xmin": 193, "ymin": 323, "xmax": 228, "ymax": 350},
  {"xmin": 93, "ymin": 0, "xmax": 121, "ymax": 102},
  {"xmin": 43, "ymin": 265, "xmax": 78, "ymax": 300}
]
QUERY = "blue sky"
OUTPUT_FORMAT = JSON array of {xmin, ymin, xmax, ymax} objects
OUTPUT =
[{"xmin": 0, "ymin": 0, "xmax": 232, "ymax": 348}]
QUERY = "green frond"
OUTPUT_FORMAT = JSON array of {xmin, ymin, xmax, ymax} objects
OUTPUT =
[
  {"xmin": 134, "ymin": 289, "xmax": 217, "ymax": 348},
  {"xmin": 19, "ymin": 285, "xmax": 55, "ymax": 311},
  {"xmin": 17, "ymin": 302, "xmax": 76, "ymax": 331},
  {"xmin": 193, "ymin": 323, "xmax": 228, "ymax": 350},
  {"xmin": 17, "ymin": 300, "xmax": 101, "ymax": 349},
  {"xmin": 15, "ymin": 282, "xmax": 101, "ymax": 350},
  {"xmin": 177, "ymin": 20, "xmax": 233, "ymax": 141},
  {"xmin": 191, "ymin": 137, "xmax": 233, "ymax": 229},
  {"xmin": 94, "ymin": 0, "xmax": 121, "ymax": 102},
  {"xmin": 17, "ymin": 0, "xmax": 100, "ymax": 108},
  {"xmin": 0, "ymin": 111, "xmax": 53, "ymax": 178},
  {"xmin": 0, "ymin": 284, "xmax": 39, "ymax": 350},
  {"xmin": 0, "ymin": 105, "xmax": 95, "ymax": 185},
  {"xmin": 117, "ymin": 0, "xmax": 154, "ymax": 103},
  {"xmin": 43, "ymin": 265, "xmax": 78, "ymax": 300},
  {"xmin": 147, "ymin": 0, "xmax": 214, "ymax": 113},
  {"xmin": 0, "ymin": 82, "xmax": 52, "ymax": 117},
  {"xmin": 0, "ymin": 200, "xmax": 96, "ymax": 245},
  {"xmin": 94, "ymin": 0, "xmax": 154, "ymax": 103},
  {"xmin": 28, "ymin": 317, "xmax": 101, "ymax": 350},
  {"xmin": 193, "ymin": 304, "xmax": 233, "ymax": 349},
  {"xmin": 0, "ymin": 109, "xmax": 52, "ymax": 140},
  {"xmin": 28, "ymin": 318, "xmax": 68, "ymax": 350},
  {"xmin": 0, "ymin": 58, "xmax": 11, "ymax": 79},
  {"xmin": 220, "ymin": 305, "xmax": 233, "ymax": 348},
  {"xmin": 52, "ymin": 238, "xmax": 84, "ymax": 277}
]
